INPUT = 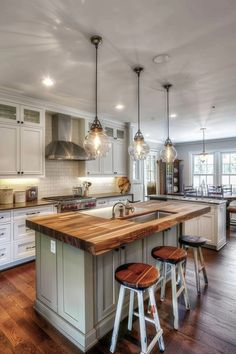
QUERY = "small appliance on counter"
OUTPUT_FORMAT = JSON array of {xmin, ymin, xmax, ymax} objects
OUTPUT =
[
  {"xmin": 14, "ymin": 191, "xmax": 26, "ymax": 203},
  {"xmin": 0, "ymin": 188, "xmax": 14, "ymax": 204},
  {"xmin": 26, "ymin": 186, "xmax": 38, "ymax": 202}
]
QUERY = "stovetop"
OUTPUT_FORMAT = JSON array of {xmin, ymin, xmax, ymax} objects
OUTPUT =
[{"xmin": 43, "ymin": 195, "xmax": 94, "ymax": 202}]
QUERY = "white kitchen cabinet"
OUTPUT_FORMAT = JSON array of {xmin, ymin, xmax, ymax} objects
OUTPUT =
[
  {"xmin": 86, "ymin": 156, "xmax": 102, "ymax": 175},
  {"xmin": 113, "ymin": 141, "xmax": 127, "ymax": 175},
  {"xmin": 0, "ymin": 205, "xmax": 54, "ymax": 270},
  {"xmin": 0, "ymin": 124, "xmax": 20, "ymax": 175},
  {"xmin": 21, "ymin": 105, "xmax": 43, "ymax": 127},
  {"xmin": 0, "ymin": 100, "xmax": 45, "ymax": 177},
  {"xmin": 0, "ymin": 101, "xmax": 20, "ymax": 124},
  {"xmin": 21, "ymin": 126, "xmax": 44, "ymax": 175},
  {"xmin": 102, "ymin": 143, "xmax": 114, "ymax": 175},
  {"xmin": 183, "ymin": 202, "xmax": 226, "ymax": 250}
]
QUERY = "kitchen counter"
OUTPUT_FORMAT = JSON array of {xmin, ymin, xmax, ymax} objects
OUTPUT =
[
  {"xmin": 26, "ymin": 200, "xmax": 210, "ymax": 255},
  {"xmin": 148, "ymin": 194, "xmax": 226, "ymax": 205},
  {"xmin": 0, "ymin": 199, "xmax": 55, "ymax": 211},
  {"xmin": 91, "ymin": 192, "xmax": 133, "ymax": 199}
]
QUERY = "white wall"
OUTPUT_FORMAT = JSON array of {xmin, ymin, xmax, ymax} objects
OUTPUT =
[{"xmin": 176, "ymin": 137, "xmax": 236, "ymax": 188}]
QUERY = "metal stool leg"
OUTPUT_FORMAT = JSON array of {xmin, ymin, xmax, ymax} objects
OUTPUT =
[
  {"xmin": 148, "ymin": 287, "xmax": 165, "ymax": 352},
  {"xmin": 110, "ymin": 285, "xmax": 126, "ymax": 353},
  {"xmin": 160, "ymin": 262, "xmax": 167, "ymax": 301},
  {"xmin": 171, "ymin": 264, "xmax": 179, "ymax": 330},
  {"xmin": 198, "ymin": 247, "xmax": 208, "ymax": 285},
  {"xmin": 128, "ymin": 290, "xmax": 134, "ymax": 331},
  {"xmin": 193, "ymin": 247, "xmax": 200, "ymax": 293},
  {"xmin": 137, "ymin": 290, "xmax": 148, "ymax": 354}
]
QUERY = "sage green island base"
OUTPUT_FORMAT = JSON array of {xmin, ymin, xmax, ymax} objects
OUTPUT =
[{"xmin": 34, "ymin": 227, "xmax": 178, "ymax": 352}]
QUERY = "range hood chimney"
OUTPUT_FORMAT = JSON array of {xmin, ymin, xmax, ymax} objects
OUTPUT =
[{"xmin": 45, "ymin": 114, "xmax": 90, "ymax": 160}]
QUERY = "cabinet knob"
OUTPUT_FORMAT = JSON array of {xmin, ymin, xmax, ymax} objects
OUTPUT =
[
  {"xmin": 121, "ymin": 245, "xmax": 126, "ymax": 250},
  {"xmin": 114, "ymin": 172, "xmax": 117, "ymax": 175},
  {"xmin": 17, "ymin": 171, "xmax": 20, "ymax": 174},
  {"xmin": 21, "ymin": 171, "xmax": 24, "ymax": 175},
  {"xmin": 17, "ymin": 120, "xmax": 20, "ymax": 124},
  {"xmin": 21, "ymin": 121, "xmax": 24, "ymax": 124}
]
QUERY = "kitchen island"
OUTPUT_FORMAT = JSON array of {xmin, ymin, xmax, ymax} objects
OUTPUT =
[{"xmin": 26, "ymin": 200, "xmax": 210, "ymax": 352}]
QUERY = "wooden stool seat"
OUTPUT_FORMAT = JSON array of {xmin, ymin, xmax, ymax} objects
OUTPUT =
[
  {"xmin": 152, "ymin": 246, "xmax": 187, "ymax": 264},
  {"xmin": 115, "ymin": 263, "xmax": 159, "ymax": 290},
  {"xmin": 227, "ymin": 206, "xmax": 236, "ymax": 213},
  {"xmin": 179, "ymin": 235, "xmax": 207, "ymax": 247}
]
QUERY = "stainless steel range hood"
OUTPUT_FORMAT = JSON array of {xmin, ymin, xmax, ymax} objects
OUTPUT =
[{"xmin": 45, "ymin": 114, "xmax": 90, "ymax": 161}]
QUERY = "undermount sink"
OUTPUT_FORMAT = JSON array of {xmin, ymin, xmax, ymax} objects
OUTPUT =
[{"xmin": 81, "ymin": 207, "xmax": 173, "ymax": 223}]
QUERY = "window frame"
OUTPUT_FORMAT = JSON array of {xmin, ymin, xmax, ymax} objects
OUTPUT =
[
  {"xmin": 191, "ymin": 152, "xmax": 216, "ymax": 188},
  {"xmin": 220, "ymin": 151, "xmax": 236, "ymax": 190}
]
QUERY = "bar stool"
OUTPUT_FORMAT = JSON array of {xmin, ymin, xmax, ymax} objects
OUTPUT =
[
  {"xmin": 110, "ymin": 262, "xmax": 165, "ymax": 354},
  {"xmin": 151, "ymin": 246, "xmax": 190, "ymax": 330},
  {"xmin": 179, "ymin": 235, "xmax": 208, "ymax": 294}
]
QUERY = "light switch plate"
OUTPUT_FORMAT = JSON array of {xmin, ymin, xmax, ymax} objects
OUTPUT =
[{"xmin": 50, "ymin": 240, "xmax": 56, "ymax": 254}]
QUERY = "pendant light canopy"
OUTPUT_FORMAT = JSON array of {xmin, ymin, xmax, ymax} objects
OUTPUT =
[
  {"xmin": 128, "ymin": 67, "xmax": 150, "ymax": 160},
  {"xmin": 160, "ymin": 84, "xmax": 177, "ymax": 163},
  {"xmin": 199, "ymin": 128, "xmax": 208, "ymax": 163},
  {"xmin": 84, "ymin": 35, "xmax": 110, "ymax": 158}
]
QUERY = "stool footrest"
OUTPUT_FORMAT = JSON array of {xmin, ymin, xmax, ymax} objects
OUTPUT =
[
  {"xmin": 143, "ymin": 329, "xmax": 164, "ymax": 354},
  {"xmin": 176, "ymin": 285, "xmax": 185, "ymax": 298},
  {"xmin": 133, "ymin": 311, "xmax": 155, "ymax": 325}
]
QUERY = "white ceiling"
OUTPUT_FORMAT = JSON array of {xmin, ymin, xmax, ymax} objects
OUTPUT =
[{"xmin": 1, "ymin": 0, "xmax": 236, "ymax": 143}]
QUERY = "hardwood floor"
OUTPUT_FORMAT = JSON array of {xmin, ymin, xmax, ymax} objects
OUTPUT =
[{"xmin": 1, "ymin": 230, "xmax": 236, "ymax": 354}]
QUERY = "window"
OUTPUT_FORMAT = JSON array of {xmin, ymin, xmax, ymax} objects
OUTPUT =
[
  {"xmin": 221, "ymin": 152, "xmax": 236, "ymax": 190},
  {"xmin": 144, "ymin": 151, "xmax": 158, "ymax": 195},
  {"xmin": 192, "ymin": 154, "xmax": 214, "ymax": 188}
]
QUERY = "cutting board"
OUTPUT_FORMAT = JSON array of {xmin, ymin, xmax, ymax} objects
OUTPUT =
[{"xmin": 117, "ymin": 177, "xmax": 131, "ymax": 194}]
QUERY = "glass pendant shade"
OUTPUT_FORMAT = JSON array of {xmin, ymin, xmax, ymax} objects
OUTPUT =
[
  {"xmin": 199, "ymin": 128, "xmax": 208, "ymax": 163},
  {"xmin": 160, "ymin": 137, "xmax": 177, "ymax": 163},
  {"xmin": 161, "ymin": 84, "xmax": 177, "ymax": 163},
  {"xmin": 83, "ymin": 35, "xmax": 110, "ymax": 158},
  {"xmin": 84, "ymin": 117, "xmax": 110, "ymax": 158},
  {"xmin": 128, "ymin": 129, "xmax": 150, "ymax": 160},
  {"xmin": 128, "ymin": 67, "xmax": 150, "ymax": 160}
]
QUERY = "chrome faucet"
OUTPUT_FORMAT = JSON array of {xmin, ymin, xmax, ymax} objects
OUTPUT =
[{"xmin": 111, "ymin": 202, "xmax": 135, "ymax": 219}]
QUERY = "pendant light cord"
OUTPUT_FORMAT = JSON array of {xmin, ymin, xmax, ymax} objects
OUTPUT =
[
  {"xmin": 137, "ymin": 70, "xmax": 140, "ymax": 131},
  {"xmin": 167, "ymin": 85, "xmax": 170, "ymax": 138},
  {"xmin": 95, "ymin": 42, "xmax": 98, "ymax": 119},
  {"xmin": 202, "ymin": 128, "xmax": 206, "ymax": 153}
]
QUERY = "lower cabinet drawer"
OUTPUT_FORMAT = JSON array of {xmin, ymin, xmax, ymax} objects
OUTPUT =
[
  {"xmin": 13, "ymin": 236, "xmax": 35, "ymax": 260},
  {"xmin": 0, "ymin": 243, "xmax": 11, "ymax": 265},
  {"xmin": 0, "ymin": 223, "xmax": 11, "ymax": 244},
  {"xmin": 14, "ymin": 220, "xmax": 35, "ymax": 240},
  {"xmin": 0, "ymin": 211, "xmax": 11, "ymax": 224}
]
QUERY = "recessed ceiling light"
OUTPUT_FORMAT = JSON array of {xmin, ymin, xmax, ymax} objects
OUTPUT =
[
  {"xmin": 42, "ymin": 76, "xmax": 55, "ymax": 87},
  {"xmin": 115, "ymin": 104, "xmax": 125, "ymax": 110},
  {"xmin": 153, "ymin": 54, "xmax": 170, "ymax": 64},
  {"xmin": 170, "ymin": 113, "xmax": 177, "ymax": 118}
]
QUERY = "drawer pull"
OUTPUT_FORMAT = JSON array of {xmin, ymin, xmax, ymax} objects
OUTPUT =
[
  {"xmin": 26, "ymin": 211, "xmax": 40, "ymax": 216},
  {"xmin": 0, "ymin": 216, "xmax": 4, "ymax": 219},
  {"xmin": 0, "ymin": 252, "xmax": 5, "ymax": 257},
  {"xmin": 0, "ymin": 232, "xmax": 5, "ymax": 236},
  {"xmin": 26, "ymin": 245, "xmax": 35, "ymax": 250}
]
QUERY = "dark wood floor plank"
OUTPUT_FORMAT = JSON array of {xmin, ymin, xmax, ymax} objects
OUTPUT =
[{"xmin": 0, "ymin": 230, "xmax": 236, "ymax": 353}]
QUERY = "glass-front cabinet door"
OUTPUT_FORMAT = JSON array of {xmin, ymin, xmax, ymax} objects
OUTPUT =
[
  {"xmin": 0, "ymin": 101, "xmax": 20, "ymax": 124},
  {"xmin": 21, "ymin": 105, "xmax": 43, "ymax": 127}
]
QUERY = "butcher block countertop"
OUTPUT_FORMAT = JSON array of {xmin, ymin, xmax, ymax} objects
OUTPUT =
[
  {"xmin": 0, "ymin": 199, "xmax": 55, "ymax": 211},
  {"xmin": 26, "ymin": 200, "xmax": 210, "ymax": 255}
]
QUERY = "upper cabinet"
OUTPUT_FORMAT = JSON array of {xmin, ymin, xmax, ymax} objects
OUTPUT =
[
  {"xmin": 0, "ymin": 100, "xmax": 45, "ymax": 177},
  {"xmin": 79, "ymin": 120, "xmax": 128, "ymax": 177}
]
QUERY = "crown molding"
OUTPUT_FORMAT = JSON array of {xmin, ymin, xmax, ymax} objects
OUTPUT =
[{"xmin": 0, "ymin": 86, "xmax": 126, "ymax": 127}]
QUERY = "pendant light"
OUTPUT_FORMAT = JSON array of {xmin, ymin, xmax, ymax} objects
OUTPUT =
[
  {"xmin": 84, "ymin": 35, "xmax": 110, "ymax": 158},
  {"xmin": 128, "ymin": 67, "xmax": 150, "ymax": 160},
  {"xmin": 160, "ymin": 84, "xmax": 177, "ymax": 163},
  {"xmin": 199, "ymin": 128, "xmax": 208, "ymax": 163}
]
